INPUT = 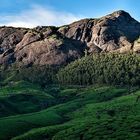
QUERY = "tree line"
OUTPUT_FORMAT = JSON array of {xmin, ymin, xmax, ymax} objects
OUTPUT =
[
  {"xmin": 57, "ymin": 53, "xmax": 140, "ymax": 87},
  {"xmin": 0, "ymin": 53, "xmax": 140, "ymax": 87}
]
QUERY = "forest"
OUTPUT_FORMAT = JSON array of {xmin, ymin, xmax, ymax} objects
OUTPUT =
[
  {"xmin": 1, "ymin": 53, "xmax": 139, "ymax": 88},
  {"xmin": 57, "ymin": 53, "xmax": 140, "ymax": 86}
]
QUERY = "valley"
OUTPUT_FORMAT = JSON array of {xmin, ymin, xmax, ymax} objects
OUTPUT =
[{"xmin": 0, "ymin": 81, "xmax": 139, "ymax": 140}]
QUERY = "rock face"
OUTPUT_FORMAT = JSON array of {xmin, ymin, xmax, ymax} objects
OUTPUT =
[
  {"xmin": 59, "ymin": 10, "xmax": 140, "ymax": 53},
  {"xmin": 0, "ymin": 10, "xmax": 140, "ymax": 66},
  {"xmin": 0, "ymin": 27, "xmax": 85, "ymax": 66},
  {"xmin": 133, "ymin": 37, "xmax": 140, "ymax": 53}
]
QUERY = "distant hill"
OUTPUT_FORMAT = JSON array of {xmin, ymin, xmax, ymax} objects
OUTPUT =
[{"xmin": 0, "ymin": 10, "xmax": 140, "ymax": 67}]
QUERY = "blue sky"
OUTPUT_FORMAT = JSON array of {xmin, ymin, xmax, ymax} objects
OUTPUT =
[{"xmin": 0, "ymin": 0, "xmax": 139, "ymax": 27}]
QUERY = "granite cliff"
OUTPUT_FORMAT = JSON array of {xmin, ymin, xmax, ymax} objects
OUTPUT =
[{"xmin": 0, "ymin": 10, "xmax": 140, "ymax": 66}]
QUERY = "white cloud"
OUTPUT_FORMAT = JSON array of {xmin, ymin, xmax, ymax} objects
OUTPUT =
[{"xmin": 0, "ymin": 5, "xmax": 83, "ymax": 28}]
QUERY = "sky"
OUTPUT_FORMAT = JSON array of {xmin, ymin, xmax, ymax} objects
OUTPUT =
[{"xmin": 0, "ymin": 0, "xmax": 139, "ymax": 28}]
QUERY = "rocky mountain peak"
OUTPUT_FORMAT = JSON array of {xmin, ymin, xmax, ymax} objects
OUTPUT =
[
  {"xmin": 110, "ymin": 10, "xmax": 131, "ymax": 17},
  {"xmin": 59, "ymin": 10, "xmax": 140, "ymax": 53},
  {"xmin": 0, "ymin": 10, "xmax": 140, "ymax": 67}
]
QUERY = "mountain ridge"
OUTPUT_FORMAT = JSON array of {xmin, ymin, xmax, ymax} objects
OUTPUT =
[{"xmin": 0, "ymin": 10, "xmax": 140, "ymax": 67}]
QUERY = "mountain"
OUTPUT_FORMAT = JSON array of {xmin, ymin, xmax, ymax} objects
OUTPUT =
[
  {"xmin": 0, "ymin": 10, "xmax": 140, "ymax": 67},
  {"xmin": 59, "ymin": 10, "xmax": 140, "ymax": 53},
  {"xmin": 0, "ymin": 10, "xmax": 140, "ymax": 140}
]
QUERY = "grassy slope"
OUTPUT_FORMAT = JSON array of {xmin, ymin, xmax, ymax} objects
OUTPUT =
[
  {"xmin": 12, "ymin": 89, "xmax": 140, "ymax": 140},
  {"xmin": 0, "ymin": 84, "xmax": 139, "ymax": 140},
  {"xmin": 0, "ymin": 81, "xmax": 55, "ymax": 117}
]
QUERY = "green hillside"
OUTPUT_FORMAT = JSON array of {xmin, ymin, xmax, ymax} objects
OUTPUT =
[
  {"xmin": 0, "ymin": 53, "xmax": 140, "ymax": 140},
  {"xmin": 0, "ymin": 82, "xmax": 139, "ymax": 140},
  {"xmin": 0, "ymin": 81, "xmax": 55, "ymax": 118}
]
